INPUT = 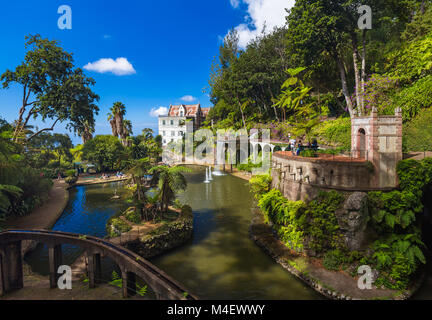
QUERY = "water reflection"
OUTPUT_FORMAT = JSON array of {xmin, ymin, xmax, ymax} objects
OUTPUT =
[{"xmin": 151, "ymin": 166, "xmax": 321, "ymax": 300}]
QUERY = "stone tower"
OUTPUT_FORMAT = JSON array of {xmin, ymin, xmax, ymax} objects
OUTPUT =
[{"xmin": 351, "ymin": 107, "xmax": 403, "ymax": 189}]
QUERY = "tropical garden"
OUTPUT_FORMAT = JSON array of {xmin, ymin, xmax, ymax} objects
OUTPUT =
[
  {"xmin": 206, "ymin": 0, "xmax": 432, "ymax": 292},
  {"xmin": 0, "ymin": 34, "xmax": 183, "ymax": 232}
]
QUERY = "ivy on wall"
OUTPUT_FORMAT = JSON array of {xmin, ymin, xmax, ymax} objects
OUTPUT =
[
  {"xmin": 253, "ymin": 175, "xmax": 345, "ymax": 255},
  {"xmin": 251, "ymin": 158, "xmax": 432, "ymax": 290}
]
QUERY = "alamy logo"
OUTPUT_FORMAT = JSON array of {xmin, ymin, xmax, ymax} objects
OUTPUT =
[
  {"xmin": 57, "ymin": 5, "xmax": 72, "ymax": 30},
  {"xmin": 357, "ymin": 265, "xmax": 373, "ymax": 290},
  {"xmin": 57, "ymin": 265, "xmax": 72, "ymax": 290},
  {"xmin": 358, "ymin": 5, "xmax": 372, "ymax": 30}
]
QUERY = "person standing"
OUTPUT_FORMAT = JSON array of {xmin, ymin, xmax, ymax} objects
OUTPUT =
[
  {"xmin": 290, "ymin": 138, "xmax": 297, "ymax": 155},
  {"xmin": 297, "ymin": 140, "xmax": 303, "ymax": 156}
]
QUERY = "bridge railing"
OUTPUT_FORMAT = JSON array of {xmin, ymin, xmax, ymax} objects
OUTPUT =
[{"xmin": 0, "ymin": 229, "xmax": 197, "ymax": 300}]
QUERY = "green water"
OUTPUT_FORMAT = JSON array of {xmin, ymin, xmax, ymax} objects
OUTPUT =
[{"xmin": 151, "ymin": 166, "xmax": 321, "ymax": 300}]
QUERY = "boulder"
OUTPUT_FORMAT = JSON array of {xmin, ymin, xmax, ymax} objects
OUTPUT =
[{"xmin": 337, "ymin": 192, "xmax": 369, "ymax": 251}]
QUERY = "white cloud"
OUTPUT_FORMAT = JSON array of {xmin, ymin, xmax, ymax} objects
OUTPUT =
[
  {"xmin": 83, "ymin": 57, "xmax": 136, "ymax": 76},
  {"xmin": 150, "ymin": 106, "xmax": 168, "ymax": 117},
  {"xmin": 228, "ymin": 0, "xmax": 295, "ymax": 48},
  {"xmin": 180, "ymin": 95, "xmax": 197, "ymax": 102}
]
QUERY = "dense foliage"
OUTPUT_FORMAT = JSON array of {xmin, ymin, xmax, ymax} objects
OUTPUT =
[
  {"xmin": 251, "ymin": 157, "xmax": 432, "ymax": 290},
  {"xmin": 207, "ymin": 1, "xmax": 432, "ymax": 152},
  {"xmin": 0, "ymin": 120, "xmax": 53, "ymax": 224},
  {"xmin": 254, "ymin": 180, "xmax": 345, "ymax": 255},
  {"xmin": 404, "ymin": 108, "xmax": 432, "ymax": 152}
]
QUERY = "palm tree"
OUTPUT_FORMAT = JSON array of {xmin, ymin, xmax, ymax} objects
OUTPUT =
[
  {"xmin": 121, "ymin": 119, "xmax": 133, "ymax": 147},
  {"xmin": 107, "ymin": 102, "xmax": 133, "ymax": 147},
  {"xmin": 107, "ymin": 102, "xmax": 126, "ymax": 137},
  {"xmin": 149, "ymin": 166, "xmax": 191, "ymax": 213},
  {"xmin": 127, "ymin": 158, "xmax": 151, "ymax": 220},
  {"xmin": 78, "ymin": 120, "xmax": 95, "ymax": 144}
]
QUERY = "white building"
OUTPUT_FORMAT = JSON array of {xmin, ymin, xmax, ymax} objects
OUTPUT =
[{"xmin": 159, "ymin": 104, "xmax": 210, "ymax": 146}]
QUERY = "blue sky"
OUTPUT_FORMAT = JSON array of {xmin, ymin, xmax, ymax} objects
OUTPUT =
[{"xmin": 0, "ymin": 0, "xmax": 292, "ymax": 145}]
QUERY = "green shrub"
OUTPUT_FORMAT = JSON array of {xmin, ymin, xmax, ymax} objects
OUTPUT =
[
  {"xmin": 257, "ymin": 189, "xmax": 344, "ymax": 254},
  {"xmin": 65, "ymin": 176, "xmax": 78, "ymax": 185},
  {"xmin": 65, "ymin": 169, "xmax": 76, "ymax": 177},
  {"xmin": 386, "ymin": 36, "xmax": 432, "ymax": 83},
  {"xmin": 258, "ymin": 189, "xmax": 306, "ymax": 252},
  {"xmin": 107, "ymin": 218, "xmax": 131, "ymax": 237},
  {"xmin": 366, "ymin": 158, "xmax": 430, "ymax": 289},
  {"xmin": 124, "ymin": 208, "xmax": 141, "ymax": 224},
  {"xmin": 403, "ymin": 108, "xmax": 432, "ymax": 152},
  {"xmin": 236, "ymin": 154, "xmax": 265, "ymax": 172},
  {"xmin": 179, "ymin": 205, "xmax": 193, "ymax": 220},
  {"xmin": 323, "ymin": 250, "xmax": 345, "ymax": 271},
  {"xmin": 394, "ymin": 75, "xmax": 432, "ymax": 122},
  {"xmin": 301, "ymin": 191, "xmax": 345, "ymax": 253},
  {"xmin": 299, "ymin": 149, "xmax": 317, "ymax": 158},
  {"xmin": 372, "ymin": 234, "xmax": 425, "ymax": 290},
  {"xmin": 249, "ymin": 174, "xmax": 272, "ymax": 200},
  {"xmin": 312, "ymin": 118, "xmax": 351, "ymax": 150}
]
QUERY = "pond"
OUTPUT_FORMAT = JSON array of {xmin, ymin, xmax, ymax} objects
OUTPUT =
[{"xmin": 25, "ymin": 166, "xmax": 322, "ymax": 299}]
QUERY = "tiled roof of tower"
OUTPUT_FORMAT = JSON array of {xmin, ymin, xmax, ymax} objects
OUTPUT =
[{"xmin": 168, "ymin": 104, "xmax": 201, "ymax": 117}]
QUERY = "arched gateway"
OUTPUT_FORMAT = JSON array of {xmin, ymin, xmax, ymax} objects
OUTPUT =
[{"xmin": 0, "ymin": 229, "xmax": 197, "ymax": 300}]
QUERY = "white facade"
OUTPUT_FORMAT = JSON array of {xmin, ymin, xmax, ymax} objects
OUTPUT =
[
  {"xmin": 158, "ymin": 104, "xmax": 209, "ymax": 146},
  {"xmin": 159, "ymin": 116, "xmax": 188, "ymax": 146}
]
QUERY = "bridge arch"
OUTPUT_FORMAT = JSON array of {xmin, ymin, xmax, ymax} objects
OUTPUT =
[{"xmin": 0, "ymin": 230, "xmax": 197, "ymax": 300}]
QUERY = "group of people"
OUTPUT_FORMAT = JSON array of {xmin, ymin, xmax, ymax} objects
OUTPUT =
[
  {"xmin": 288, "ymin": 136, "xmax": 319, "ymax": 156},
  {"xmin": 99, "ymin": 172, "xmax": 126, "ymax": 180},
  {"xmin": 100, "ymin": 173, "xmax": 110, "ymax": 180},
  {"xmin": 115, "ymin": 171, "xmax": 126, "ymax": 178}
]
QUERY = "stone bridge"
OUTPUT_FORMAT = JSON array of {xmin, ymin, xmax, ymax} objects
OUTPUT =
[{"xmin": 0, "ymin": 229, "xmax": 197, "ymax": 300}]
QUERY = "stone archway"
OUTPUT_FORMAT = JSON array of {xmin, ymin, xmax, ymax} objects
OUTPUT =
[{"xmin": 358, "ymin": 129, "xmax": 366, "ymax": 159}]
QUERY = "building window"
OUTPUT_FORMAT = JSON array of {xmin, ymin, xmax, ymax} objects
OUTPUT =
[
  {"xmin": 171, "ymin": 131, "xmax": 175, "ymax": 137},
  {"xmin": 162, "ymin": 131, "xmax": 165, "ymax": 136},
  {"xmin": 162, "ymin": 120, "xmax": 166, "ymax": 125},
  {"xmin": 179, "ymin": 131, "xmax": 183, "ymax": 136},
  {"xmin": 180, "ymin": 111, "xmax": 184, "ymax": 117},
  {"xmin": 170, "ymin": 120, "xmax": 174, "ymax": 126},
  {"xmin": 163, "ymin": 139, "xmax": 166, "ymax": 144}
]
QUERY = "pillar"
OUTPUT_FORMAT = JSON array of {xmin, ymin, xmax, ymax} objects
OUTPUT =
[
  {"xmin": 0, "ymin": 241, "xmax": 23, "ymax": 294},
  {"xmin": 49, "ymin": 244, "xmax": 62, "ymax": 289},
  {"xmin": 87, "ymin": 252, "xmax": 102, "ymax": 288},
  {"xmin": 122, "ymin": 270, "xmax": 136, "ymax": 298}
]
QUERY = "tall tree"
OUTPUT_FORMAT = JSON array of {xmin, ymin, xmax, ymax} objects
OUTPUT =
[
  {"xmin": 78, "ymin": 120, "xmax": 95, "ymax": 144},
  {"xmin": 0, "ymin": 34, "xmax": 99, "ymax": 142},
  {"xmin": 107, "ymin": 102, "xmax": 132, "ymax": 146},
  {"xmin": 82, "ymin": 135, "xmax": 124, "ymax": 172}
]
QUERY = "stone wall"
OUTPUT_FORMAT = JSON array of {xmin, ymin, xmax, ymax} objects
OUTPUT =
[{"xmin": 271, "ymin": 153, "xmax": 375, "ymax": 201}]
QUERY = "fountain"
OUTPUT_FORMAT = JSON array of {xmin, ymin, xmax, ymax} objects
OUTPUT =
[
  {"xmin": 111, "ymin": 189, "xmax": 120, "ymax": 200},
  {"xmin": 212, "ymin": 164, "xmax": 226, "ymax": 176},
  {"xmin": 204, "ymin": 167, "xmax": 211, "ymax": 183},
  {"xmin": 208, "ymin": 166, "xmax": 213, "ymax": 181}
]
